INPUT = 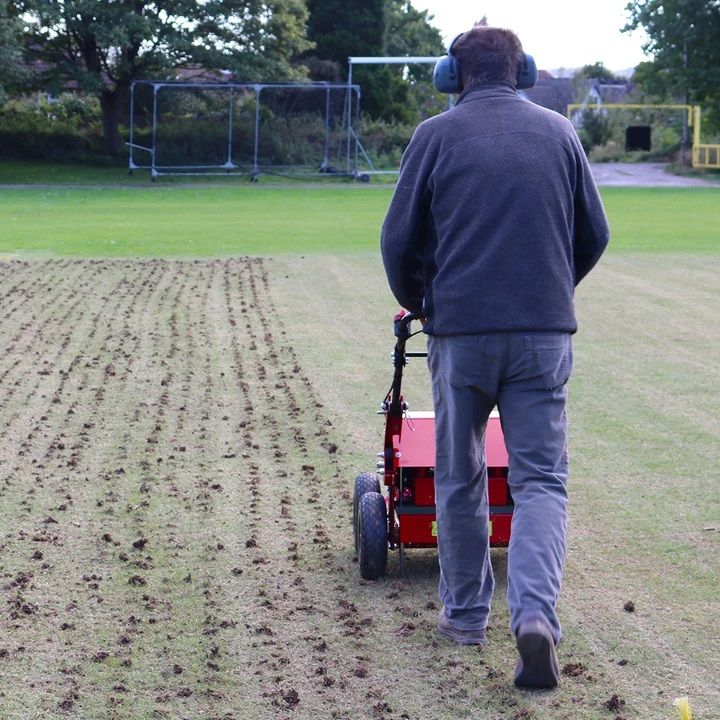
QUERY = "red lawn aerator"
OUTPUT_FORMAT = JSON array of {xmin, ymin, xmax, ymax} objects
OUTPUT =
[{"xmin": 353, "ymin": 311, "xmax": 513, "ymax": 580}]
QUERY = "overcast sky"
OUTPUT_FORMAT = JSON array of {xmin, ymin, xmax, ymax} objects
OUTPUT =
[{"xmin": 411, "ymin": 0, "xmax": 650, "ymax": 73}]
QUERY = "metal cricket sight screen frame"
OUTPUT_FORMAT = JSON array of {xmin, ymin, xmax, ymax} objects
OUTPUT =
[{"xmin": 127, "ymin": 80, "xmax": 363, "ymax": 180}]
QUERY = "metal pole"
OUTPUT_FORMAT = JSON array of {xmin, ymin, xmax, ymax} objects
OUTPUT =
[
  {"xmin": 322, "ymin": 87, "xmax": 331, "ymax": 170},
  {"xmin": 151, "ymin": 84, "xmax": 159, "ymax": 179},
  {"xmin": 346, "ymin": 61, "xmax": 353, "ymax": 175},
  {"xmin": 128, "ymin": 82, "xmax": 135, "ymax": 172},
  {"xmin": 354, "ymin": 88, "xmax": 361, "ymax": 175},
  {"xmin": 680, "ymin": 40, "xmax": 689, "ymax": 167},
  {"xmin": 692, "ymin": 105, "xmax": 701, "ymax": 168},
  {"xmin": 252, "ymin": 85, "xmax": 261, "ymax": 180},
  {"xmin": 227, "ymin": 86, "xmax": 234, "ymax": 168}
]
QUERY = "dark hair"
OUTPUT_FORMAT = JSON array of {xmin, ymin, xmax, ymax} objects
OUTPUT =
[{"xmin": 453, "ymin": 27, "xmax": 523, "ymax": 88}]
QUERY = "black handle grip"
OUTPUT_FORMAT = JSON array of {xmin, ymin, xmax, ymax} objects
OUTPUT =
[{"xmin": 393, "ymin": 311, "xmax": 420, "ymax": 339}]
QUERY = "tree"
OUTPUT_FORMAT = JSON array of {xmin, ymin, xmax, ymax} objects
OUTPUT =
[
  {"xmin": 576, "ymin": 108, "xmax": 612, "ymax": 155},
  {"xmin": 306, "ymin": 0, "xmax": 384, "ymax": 64},
  {"xmin": 576, "ymin": 62, "xmax": 622, "ymax": 84},
  {"xmin": 305, "ymin": 0, "xmax": 443, "ymax": 122},
  {"xmin": 16, "ymin": 0, "xmax": 313, "ymax": 155},
  {"xmin": 385, "ymin": 0, "xmax": 444, "ymax": 69},
  {"xmin": 624, "ymin": 0, "xmax": 720, "ymax": 122},
  {"xmin": 305, "ymin": 0, "xmax": 386, "ymax": 112},
  {"xmin": 380, "ymin": 0, "xmax": 444, "ymax": 122},
  {"xmin": 0, "ymin": 0, "xmax": 26, "ymax": 103}
]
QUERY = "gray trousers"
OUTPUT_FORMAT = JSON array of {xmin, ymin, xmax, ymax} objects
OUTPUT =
[{"xmin": 427, "ymin": 332, "xmax": 572, "ymax": 645}]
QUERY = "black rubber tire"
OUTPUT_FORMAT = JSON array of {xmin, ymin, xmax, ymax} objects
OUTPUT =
[
  {"xmin": 358, "ymin": 492, "xmax": 388, "ymax": 580},
  {"xmin": 353, "ymin": 472, "xmax": 380, "ymax": 553}
]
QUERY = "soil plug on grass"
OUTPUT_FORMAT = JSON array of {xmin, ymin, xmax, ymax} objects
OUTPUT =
[
  {"xmin": 674, "ymin": 697, "xmax": 692, "ymax": 720},
  {"xmin": 604, "ymin": 695, "xmax": 626, "ymax": 712}
]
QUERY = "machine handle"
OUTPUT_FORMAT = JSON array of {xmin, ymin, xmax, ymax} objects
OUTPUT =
[
  {"xmin": 393, "ymin": 310, "xmax": 424, "ymax": 339},
  {"xmin": 386, "ymin": 310, "xmax": 426, "ymax": 417}
]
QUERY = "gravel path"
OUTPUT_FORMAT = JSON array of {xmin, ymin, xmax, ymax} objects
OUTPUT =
[
  {"xmin": 1, "ymin": 162, "xmax": 718, "ymax": 190},
  {"xmin": 591, "ymin": 162, "xmax": 720, "ymax": 187}
]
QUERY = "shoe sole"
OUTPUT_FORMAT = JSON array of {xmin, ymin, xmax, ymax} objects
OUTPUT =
[
  {"xmin": 514, "ymin": 628, "xmax": 559, "ymax": 689},
  {"xmin": 436, "ymin": 620, "xmax": 486, "ymax": 646}
]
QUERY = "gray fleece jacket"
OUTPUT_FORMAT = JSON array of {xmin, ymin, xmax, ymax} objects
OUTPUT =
[{"xmin": 381, "ymin": 83, "xmax": 610, "ymax": 335}]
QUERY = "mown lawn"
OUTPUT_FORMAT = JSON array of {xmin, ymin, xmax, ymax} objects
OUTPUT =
[
  {"xmin": 0, "ymin": 183, "xmax": 719, "ymax": 257},
  {"xmin": 0, "ymin": 176, "xmax": 718, "ymax": 719},
  {"xmin": 274, "ymin": 250, "xmax": 720, "ymax": 720}
]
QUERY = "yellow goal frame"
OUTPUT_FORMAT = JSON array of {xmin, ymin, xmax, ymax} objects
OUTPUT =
[{"xmin": 566, "ymin": 103, "xmax": 720, "ymax": 169}]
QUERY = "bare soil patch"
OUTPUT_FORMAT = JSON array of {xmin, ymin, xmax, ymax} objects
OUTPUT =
[
  {"xmin": 0, "ymin": 258, "xmax": 364, "ymax": 718},
  {"xmin": 2, "ymin": 257, "xmax": 711, "ymax": 719}
]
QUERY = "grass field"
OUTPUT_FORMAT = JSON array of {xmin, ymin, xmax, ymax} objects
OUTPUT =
[
  {"xmin": 1, "ymin": 181, "xmax": 720, "ymax": 256},
  {"xmin": 0, "ymin": 175, "xmax": 719, "ymax": 720}
]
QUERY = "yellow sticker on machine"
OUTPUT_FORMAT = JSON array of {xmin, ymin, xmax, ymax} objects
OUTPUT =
[{"xmin": 430, "ymin": 521, "xmax": 491, "ymax": 537}]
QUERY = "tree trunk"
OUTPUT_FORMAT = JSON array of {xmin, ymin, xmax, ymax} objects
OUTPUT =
[{"xmin": 100, "ymin": 87, "xmax": 125, "ymax": 156}]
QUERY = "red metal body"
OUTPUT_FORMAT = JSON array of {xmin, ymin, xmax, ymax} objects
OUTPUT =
[
  {"xmin": 368, "ymin": 311, "xmax": 514, "ymax": 571},
  {"xmin": 384, "ymin": 409, "xmax": 513, "ymax": 549}
]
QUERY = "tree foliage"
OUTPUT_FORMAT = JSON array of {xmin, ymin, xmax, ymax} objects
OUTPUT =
[
  {"xmin": 577, "ymin": 108, "xmax": 613, "ymax": 155},
  {"xmin": 624, "ymin": 0, "xmax": 720, "ymax": 127},
  {"xmin": 378, "ymin": 1, "xmax": 444, "ymax": 121},
  {"xmin": 385, "ymin": 0, "xmax": 445, "ymax": 69},
  {"xmin": 306, "ymin": 0, "xmax": 384, "ymax": 64},
  {"xmin": 15, "ymin": 0, "xmax": 313, "ymax": 153},
  {"xmin": 0, "ymin": 0, "xmax": 26, "ymax": 103},
  {"xmin": 2, "ymin": 0, "xmax": 445, "ymax": 158},
  {"xmin": 305, "ymin": 0, "xmax": 443, "ymax": 121},
  {"xmin": 576, "ymin": 62, "xmax": 622, "ymax": 84}
]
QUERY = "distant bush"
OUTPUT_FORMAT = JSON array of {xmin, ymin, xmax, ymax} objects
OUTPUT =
[
  {"xmin": 569, "ymin": 104, "xmax": 689, "ymax": 163},
  {"xmin": 577, "ymin": 109, "xmax": 613, "ymax": 155},
  {"xmin": 0, "ymin": 90, "xmax": 421, "ymax": 171},
  {"xmin": 0, "ymin": 93, "xmax": 106, "ymax": 161},
  {"xmin": 133, "ymin": 103, "xmax": 418, "ymax": 171},
  {"xmin": 356, "ymin": 117, "xmax": 416, "ymax": 169},
  {"xmin": 134, "ymin": 110, "xmax": 347, "ymax": 170}
]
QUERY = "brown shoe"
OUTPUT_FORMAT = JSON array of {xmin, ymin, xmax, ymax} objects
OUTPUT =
[
  {"xmin": 513, "ymin": 616, "xmax": 559, "ymax": 689},
  {"xmin": 436, "ymin": 608, "xmax": 487, "ymax": 646}
]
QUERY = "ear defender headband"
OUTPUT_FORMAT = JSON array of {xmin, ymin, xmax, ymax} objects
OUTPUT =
[{"xmin": 433, "ymin": 33, "xmax": 537, "ymax": 94}]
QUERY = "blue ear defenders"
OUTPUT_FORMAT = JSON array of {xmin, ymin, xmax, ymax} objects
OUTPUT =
[{"xmin": 433, "ymin": 33, "xmax": 537, "ymax": 93}]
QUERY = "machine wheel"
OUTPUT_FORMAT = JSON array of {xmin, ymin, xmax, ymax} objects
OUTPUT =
[
  {"xmin": 357, "ymin": 492, "xmax": 388, "ymax": 580},
  {"xmin": 353, "ymin": 472, "xmax": 381, "ymax": 553}
]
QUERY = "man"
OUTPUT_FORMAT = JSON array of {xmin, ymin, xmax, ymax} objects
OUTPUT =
[{"xmin": 380, "ymin": 26, "xmax": 609, "ymax": 689}]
